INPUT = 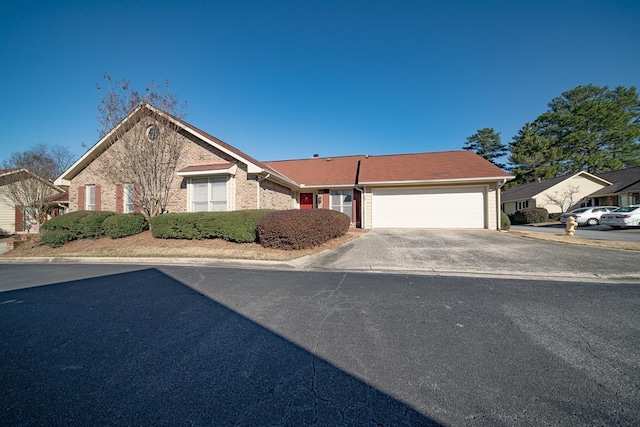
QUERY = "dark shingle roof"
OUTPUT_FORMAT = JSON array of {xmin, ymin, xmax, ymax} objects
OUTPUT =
[
  {"xmin": 590, "ymin": 167, "xmax": 640, "ymax": 196},
  {"xmin": 501, "ymin": 174, "xmax": 576, "ymax": 201}
]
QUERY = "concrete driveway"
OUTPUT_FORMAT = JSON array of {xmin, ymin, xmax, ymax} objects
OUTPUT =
[{"xmin": 295, "ymin": 229, "xmax": 640, "ymax": 282}]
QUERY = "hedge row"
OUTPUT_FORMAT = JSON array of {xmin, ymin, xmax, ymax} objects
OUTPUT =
[
  {"xmin": 41, "ymin": 211, "xmax": 148, "ymax": 247},
  {"xmin": 257, "ymin": 209, "xmax": 350, "ymax": 250},
  {"xmin": 149, "ymin": 210, "xmax": 273, "ymax": 243},
  {"xmin": 511, "ymin": 207, "xmax": 549, "ymax": 224},
  {"xmin": 40, "ymin": 208, "xmax": 351, "ymax": 250}
]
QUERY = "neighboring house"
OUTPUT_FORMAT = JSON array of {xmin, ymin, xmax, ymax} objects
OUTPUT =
[
  {"xmin": 586, "ymin": 167, "xmax": 640, "ymax": 207},
  {"xmin": 0, "ymin": 168, "xmax": 66, "ymax": 234},
  {"xmin": 55, "ymin": 103, "xmax": 513, "ymax": 229},
  {"xmin": 501, "ymin": 171, "xmax": 611, "ymax": 215}
]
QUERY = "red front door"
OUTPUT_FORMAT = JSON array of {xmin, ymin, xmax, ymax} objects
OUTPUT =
[{"xmin": 300, "ymin": 193, "xmax": 314, "ymax": 209}]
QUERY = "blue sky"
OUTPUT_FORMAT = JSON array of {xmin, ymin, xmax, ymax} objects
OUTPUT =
[{"xmin": 1, "ymin": 0, "xmax": 638, "ymax": 168}]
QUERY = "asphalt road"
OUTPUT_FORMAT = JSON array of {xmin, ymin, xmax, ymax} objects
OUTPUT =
[{"xmin": 1, "ymin": 264, "xmax": 639, "ymax": 426}]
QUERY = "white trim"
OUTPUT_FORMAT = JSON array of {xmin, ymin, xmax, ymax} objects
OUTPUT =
[
  {"xmin": 188, "ymin": 176, "xmax": 229, "ymax": 212},
  {"xmin": 54, "ymin": 103, "xmax": 148, "ymax": 185},
  {"xmin": 177, "ymin": 164, "xmax": 238, "ymax": 177},
  {"xmin": 359, "ymin": 176, "xmax": 515, "ymax": 186}
]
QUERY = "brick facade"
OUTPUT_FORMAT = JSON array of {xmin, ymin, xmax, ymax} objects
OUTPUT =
[{"xmin": 69, "ymin": 120, "xmax": 294, "ymax": 213}]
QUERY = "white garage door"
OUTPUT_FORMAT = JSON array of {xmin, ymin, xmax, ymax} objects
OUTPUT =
[{"xmin": 371, "ymin": 187, "xmax": 485, "ymax": 228}]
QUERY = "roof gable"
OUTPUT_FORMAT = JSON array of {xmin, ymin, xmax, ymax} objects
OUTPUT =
[
  {"xmin": 55, "ymin": 103, "xmax": 295, "ymax": 186},
  {"xmin": 502, "ymin": 171, "xmax": 610, "ymax": 201},
  {"xmin": 0, "ymin": 168, "xmax": 65, "ymax": 193}
]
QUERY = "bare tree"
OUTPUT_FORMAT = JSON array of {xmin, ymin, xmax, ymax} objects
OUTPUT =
[
  {"xmin": 2, "ymin": 143, "xmax": 75, "ymax": 181},
  {"xmin": 0, "ymin": 169, "xmax": 63, "ymax": 232},
  {"xmin": 543, "ymin": 184, "xmax": 582, "ymax": 212},
  {"xmin": 1, "ymin": 144, "xmax": 73, "ymax": 232},
  {"xmin": 96, "ymin": 74, "xmax": 187, "ymax": 219}
]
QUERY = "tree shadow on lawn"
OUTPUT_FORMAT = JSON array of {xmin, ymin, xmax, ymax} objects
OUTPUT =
[{"xmin": 0, "ymin": 268, "xmax": 441, "ymax": 426}]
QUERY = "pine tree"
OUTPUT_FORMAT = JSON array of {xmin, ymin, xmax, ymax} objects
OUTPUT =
[{"xmin": 463, "ymin": 127, "xmax": 507, "ymax": 169}]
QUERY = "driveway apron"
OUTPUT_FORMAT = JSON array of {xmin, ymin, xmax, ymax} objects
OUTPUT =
[{"xmin": 295, "ymin": 229, "xmax": 640, "ymax": 282}]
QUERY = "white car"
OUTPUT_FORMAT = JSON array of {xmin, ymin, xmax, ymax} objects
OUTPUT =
[
  {"xmin": 559, "ymin": 206, "xmax": 619, "ymax": 226},
  {"xmin": 600, "ymin": 205, "xmax": 640, "ymax": 229}
]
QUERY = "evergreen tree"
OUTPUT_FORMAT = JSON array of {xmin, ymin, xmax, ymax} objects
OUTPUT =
[
  {"xmin": 463, "ymin": 127, "xmax": 507, "ymax": 169},
  {"xmin": 535, "ymin": 84, "xmax": 640, "ymax": 174},
  {"xmin": 508, "ymin": 122, "xmax": 563, "ymax": 185}
]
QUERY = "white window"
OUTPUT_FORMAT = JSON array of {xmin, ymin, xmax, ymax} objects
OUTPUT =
[
  {"xmin": 86, "ymin": 185, "xmax": 95, "ymax": 210},
  {"xmin": 191, "ymin": 177, "xmax": 227, "ymax": 212},
  {"xmin": 124, "ymin": 183, "xmax": 135, "ymax": 213},
  {"xmin": 516, "ymin": 200, "xmax": 529, "ymax": 210},
  {"xmin": 330, "ymin": 190, "xmax": 353, "ymax": 221}
]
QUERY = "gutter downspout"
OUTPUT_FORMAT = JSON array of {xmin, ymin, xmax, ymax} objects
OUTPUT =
[
  {"xmin": 497, "ymin": 178, "xmax": 506, "ymax": 230},
  {"xmin": 256, "ymin": 173, "xmax": 271, "ymax": 209},
  {"xmin": 354, "ymin": 160, "xmax": 362, "ymax": 228}
]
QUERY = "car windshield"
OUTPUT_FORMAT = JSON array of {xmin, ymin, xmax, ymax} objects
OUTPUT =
[
  {"xmin": 613, "ymin": 206, "xmax": 639, "ymax": 213},
  {"xmin": 567, "ymin": 208, "xmax": 589, "ymax": 214}
]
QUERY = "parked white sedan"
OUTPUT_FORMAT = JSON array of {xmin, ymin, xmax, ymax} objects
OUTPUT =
[
  {"xmin": 559, "ymin": 206, "xmax": 618, "ymax": 226},
  {"xmin": 600, "ymin": 205, "xmax": 640, "ymax": 229}
]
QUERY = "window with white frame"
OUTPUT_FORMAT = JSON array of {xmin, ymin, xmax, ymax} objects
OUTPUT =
[
  {"xmin": 191, "ymin": 177, "xmax": 227, "ymax": 212},
  {"xmin": 516, "ymin": 200, "xmax": 529, "ymax": 210},
  {"xmin": 124, "ymin": 183, "xmax": 135, "ymax": 213},
  {"xmin": 86, "ymin": 185, "xmax": 96, "ymax": 210},
  {"xmin": 330, "ymin": 190, "xmax": 353, "ymax": 221}
]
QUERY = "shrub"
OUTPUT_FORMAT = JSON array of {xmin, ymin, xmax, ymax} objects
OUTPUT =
[
  {"xmin": 78, "ymin": 211, "xmax": 116, "ymax": 239},
  {"xmin": 548, "ymin": 213, "xmax": 562, "ymax": 221},
  {"xmin": 40, "ymin": 229, "xmax": 73, "ymax": 248},
  {"xmin": 42, "ymin": 210, "xmax": 93, "ymax": 237},
  {"xmin": 103, "ymin": 213, "xmax": 149, "ymax": 239},
  {"xmin": 149, "ymin": 210, "xmax": 272, "ymax": 243},
  {"xmin": 512, "ymin": 207, "xmax": 549, "ymax": 224},
  {"xmin": 257, "ymin": 209, "xmax": 350, "ymax": 250},
  {"xmin": 500, "ymin": 211, "xmax": 511, "ymax": 230},
  {"xmin": 40, "ymin": 210, "xmax": 115, "ymax": 246}
]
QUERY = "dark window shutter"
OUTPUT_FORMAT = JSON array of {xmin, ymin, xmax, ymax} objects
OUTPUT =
[
  {"xmin": 15, "ymin": 206, "xmax": 24, "ymax": 232},
  {"xmin": 115, "ymin": 184, "xmax": 123, "ymax": 213},
  {"xmin": 95, "ymin": 185, "xmax": 102, "ymax": 211},
  {"xmin": 78, "ymin": 186, "xmax": 85, "ymax": 211}
]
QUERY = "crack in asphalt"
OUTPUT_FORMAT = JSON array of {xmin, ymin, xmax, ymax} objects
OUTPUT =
[{"xmin": 311, "ymin": 272, "xmax": 349, "ymax": 424}]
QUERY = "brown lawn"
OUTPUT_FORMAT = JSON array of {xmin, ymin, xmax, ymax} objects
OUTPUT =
[
  {"xmin": 1, "ymin": 229, "xmax": 368, "ymax": 261},
  {"xmin": 2, "ymin": 227, "xmax": 637, "ymax": 261},
  {"xmin": 508, "ymin": 230, "xmax": 640, "ymax": 251}
]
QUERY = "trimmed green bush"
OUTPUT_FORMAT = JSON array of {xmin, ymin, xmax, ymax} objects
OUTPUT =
[
  {"xmin": 42, "ymin": 210, "xmax": 93, "ymax": 236},
  {"xmin": 257, "ymin": 209, "xmax": 350, "ymax": 250},
  {"xmin": 103, "ymin": 213, "xmax": 149, "ymax": 239},
  {"xmin": 40, "ymin": 229, "xmax": 73, "ymax": 248},
  {"xmin": 500, "ymin": 211, "xmax": 511, "ymax": 230},
  {"xmin": 40, "ymin": 210, "xmax": 115, "ymax": 247},
  {"xmin": 149, "ymin": 210, "xmax": 272, "ymax": 243},
  {"xmin": 78, "ymin": 211, "xmax": 116, "ymax": 239},
  {"xmin": 512, "ymin": 207, "xmax": 549, "ymax": 224}
]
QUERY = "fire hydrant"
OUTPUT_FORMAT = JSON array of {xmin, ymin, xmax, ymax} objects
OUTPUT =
[{"xmin": 565, "ymin": 216, "xmax": 578, "ymax": 236}]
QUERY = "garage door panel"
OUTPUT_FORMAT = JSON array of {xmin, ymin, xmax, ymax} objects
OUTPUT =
[{"xmin": 372, "ymin": 187, "xmax": 485, "ymax": 228}]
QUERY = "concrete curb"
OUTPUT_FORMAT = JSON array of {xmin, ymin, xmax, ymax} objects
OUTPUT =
[
  {"xmin": 2, "ymin": 256, "xmax": 639, "ymax": 284},
  {"xmin": 0, "ymin": 256, "xmax": 299, "ymax": 270}
]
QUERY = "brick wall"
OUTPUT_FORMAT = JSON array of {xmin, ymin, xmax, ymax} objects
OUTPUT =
[
  {"xmin": 69, "ymin": 120, "xmax": 294, "ymax": 213},
  {"xmin": 260, "ymin": 179, "xmax": 294, "ymax": 210}
]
